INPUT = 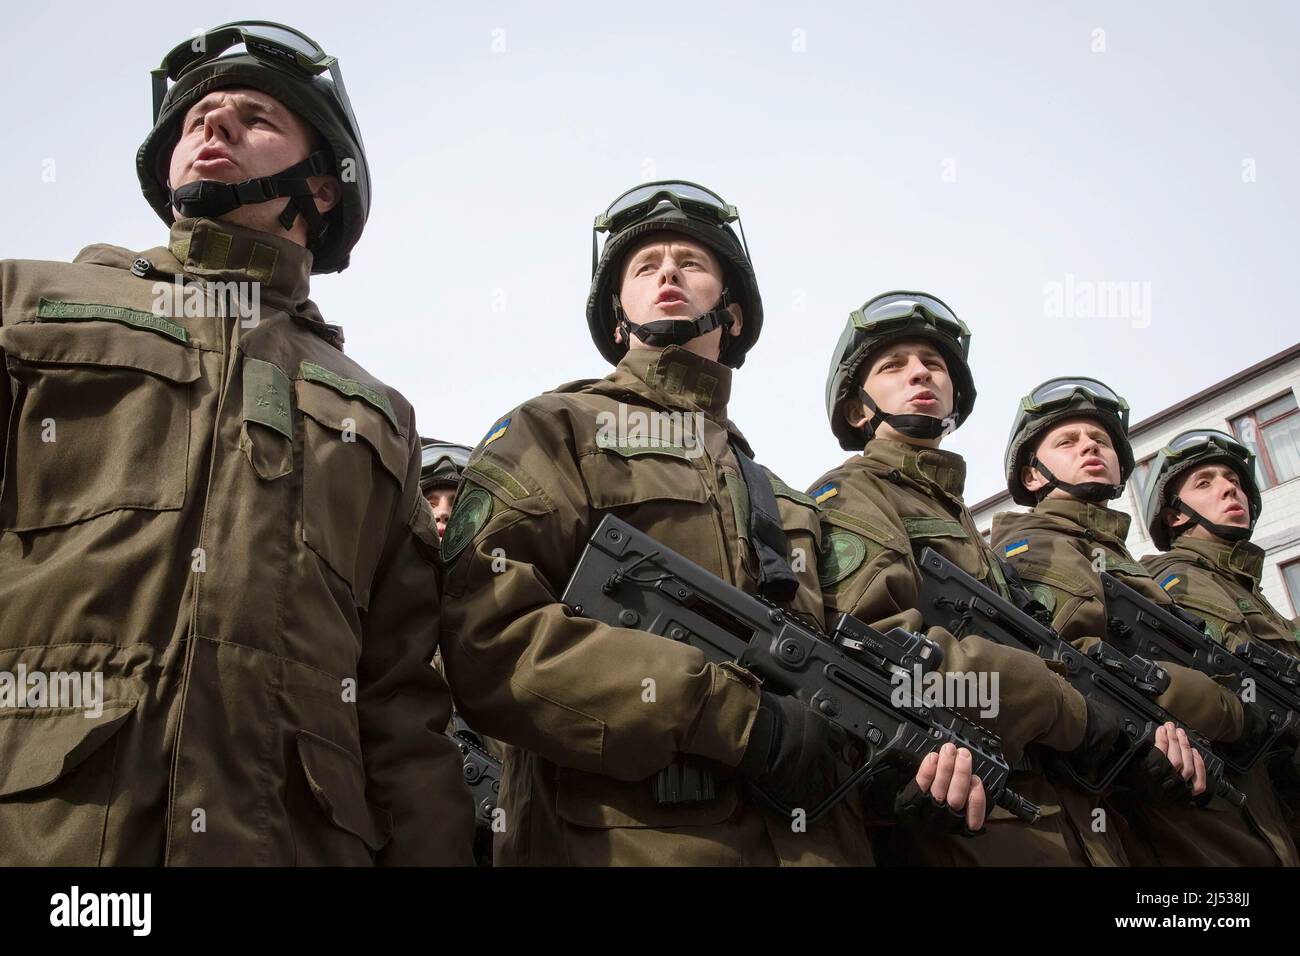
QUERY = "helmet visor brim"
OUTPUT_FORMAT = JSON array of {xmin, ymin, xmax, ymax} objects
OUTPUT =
[
  {"xmin": 849, "ymin": 296, "xmax": 971, "ymax": 359},
  {"xmin": 152, "ymin": 20, "xmax": 361, "ymax": 151},
  {"xmin": 1164, "ymin": 429, "xmax": 1253, "ymax": 463},
  {"xmin": 160, "ymin": 21, "xmax": 331, "ymax": 84},
  {"xmin": 1021, "ymin": 377, "xmax": 1130, "ymax": 429},
  {"xmin": 421, "ymin": 446, "xmax": 471, "ymax": 473},
  {"xmin": 590, "ymin": 181, "xmax": 749, "ymax": 279},
  {"xmin": 594, "ymin": 181, "xmax": 739, "ymax": 235}
]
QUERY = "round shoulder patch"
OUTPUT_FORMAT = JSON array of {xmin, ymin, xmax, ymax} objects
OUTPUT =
[
  {"xmin": 1203, "ymin": 617, "xmax": 1225, "ymax": 645},
  {"xmin": 819, "ymin": 529, "xmax": 868, "ymax": 588},
  {"xmin": 441, "ymin": 487, "xmax": 493, "ymax": 564},
  {"xmin": 1029, "ymin": 584, "xmax": 1058, "ymax": 616}
]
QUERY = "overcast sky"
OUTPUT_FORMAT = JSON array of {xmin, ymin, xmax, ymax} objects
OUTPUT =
[{"xmin": 3, "ymin": 1, "xmax": 1297, "ymax": 503}]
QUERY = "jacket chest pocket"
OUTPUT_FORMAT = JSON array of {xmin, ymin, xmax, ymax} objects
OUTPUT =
[
  {"xmin": 0, "ymin": 321, "xmax": 199, "ymax": 532},
  {"xmin": 902, "ymin": 515, "xmax": 1002, "ymax": 589},
  {"xmin": 579, "ymin": 447, "xmax": 712, "ymax": 542},
  {"xmin": 1173, "ymin": 591, "xmax": 1245, "ymax": 646},
  {"xmin": 1010, "ymin": 560, "xmax": 1093, "ymax": 632},
  {"xmin": 1240, "ymin": 603, "xmax": 1300, "ymax": 651},
  {"xmin": 296, "ymin": 376, "xmax": 409, "ymax": 609}
]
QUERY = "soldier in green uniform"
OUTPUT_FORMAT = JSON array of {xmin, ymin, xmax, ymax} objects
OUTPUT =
[
  {"xmin": 0, "ymin": 21, "xmax": 474, "ymax": 864},
  {"xmin": 420, "ymin": 439, "xmax": 471, "ymax": 539},
  {"xmin": 813, "ymin": 292, "xmax": 1158, "ymax": 866},
  {"xmin": 438, "ymin": 185, "xmax": 982, "ymax": 866},
  {"xmin": 1141, "ymin": 428, "xmax": 1300, "ymax": 856},
  {"xmin": 994, "ymin": 380, "xmax": 1293, "ymax": 866}
]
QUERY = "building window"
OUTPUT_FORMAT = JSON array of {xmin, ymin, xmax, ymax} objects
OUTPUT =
[
  {"xmin": 1283, "ymin": 560, "xmax": 1300, "ymax": 618},
  {"xmin": 1231, "ymin": 390, "xmax": 1300, "ymax": 490}
]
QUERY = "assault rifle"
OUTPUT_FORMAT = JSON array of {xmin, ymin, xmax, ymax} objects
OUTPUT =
[
  {"xmin": 915, "ymin": 547, "xmax": 1245, "ymax": 806},
  {"xmin": 560, "ymin": 514, "xmax": 1040, "ymax": 825},
  {"xmin": 1101, "ymin": 572, "xmax": 1299, "ymax": 773}
]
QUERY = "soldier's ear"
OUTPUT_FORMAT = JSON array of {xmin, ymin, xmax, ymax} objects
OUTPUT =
[
  {"xmin": 843, "ymin": 397, "xmax": 869, "ymax": 430},
  {"xmin": 1164, "ymin": 506, "xmax": 1189, "ymax": 529},
  {"xmin": 725, "ymin": 302, "xmax": 743, "ymax": 338},
  {"xmin": 1021, "ymin": 463, "xmax": 1046, "ymax": 494},
  {"xmin": 310, "ymin": 175, "xmax": 341, "ymax": 215}
]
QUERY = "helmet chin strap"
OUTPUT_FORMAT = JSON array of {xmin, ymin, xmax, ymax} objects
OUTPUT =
[
  {"xmin": 1027, "ymin": 456, "xmax": 1123, "ymax": 504},
  {"xmin": 615, "ymin": 290, "xmax": 734, "ymax": 350},
  {"xmin": 858, "ymin": 389, "xmax": 951, "ymax": 440},
  {"xmin": 1169, "ymin": 497, "xmax": 1252, "ymax": 542},
  {"xmin": 171, "ymin": 151, "xmax": 331, "ymax": 246}
]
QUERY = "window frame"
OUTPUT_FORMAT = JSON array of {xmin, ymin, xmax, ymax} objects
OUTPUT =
[
  {"xmin": 1281, "ymin": 557, "xmax": 1300, "ymax": 618},
  {"xmin": 1231, "ymin": 388, "xmax": 1300, "ymax": 490}
]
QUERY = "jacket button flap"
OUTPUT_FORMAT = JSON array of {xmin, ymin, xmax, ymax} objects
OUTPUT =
[
  {"xmin": 294, "ymin": 730, "xmax": 393, "ymax": 852},
  {"xmin": 0, "ymin": 700, "xmax": 135, "ymax": 798}
]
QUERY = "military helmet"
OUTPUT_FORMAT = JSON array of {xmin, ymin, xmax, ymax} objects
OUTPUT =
[
  {"xmin": 138, "ymin": 20, "xmax": 370, "ymax": 274},
  {"xmin": 420, "ymin": 439, "xmax": 471, "ymax": 494},
  {"xmin": 586, "ymin": 180, "xmax": 762, "ymax": 368},
  {"xmin": 1004, "ymin": 377, "xmax": 1134, "ymax": 506},
  {"xmin": 1140, "ymin": 429, "xmax": 1262, "ymax": 551},
  {"xmin": 824, "ymin": 291, "xmax": 975, "ymax": 451}
]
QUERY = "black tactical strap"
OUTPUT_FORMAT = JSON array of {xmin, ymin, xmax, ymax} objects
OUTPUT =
[
  {"xmin": 859, "ymin": 388, "xmax": 949, "ymax": 440},
  {"xmin": 652, "ymin": 759, "xmax": 718, "ymax": 805},
  {"xmin": 171, "ymin": 152, "xmax": 331, "ymax": 245},
  {"xmin": 653, "ymin": 458, "xmax": 796, "ymax": 807},
  {"xmin": 1170, "ymin": 497, "xmax": 1252, "ymax": 543},
  {"xmin": 617, "ymin": 303, "xmax": 732, "ymax": 349},
  {"xmin": 1027, "ymin": 455, "xmax": 1123, "ymax": 504},
  {"xmin": 732, "ymin": 444, "xmax": 799, "ymax": 604}
]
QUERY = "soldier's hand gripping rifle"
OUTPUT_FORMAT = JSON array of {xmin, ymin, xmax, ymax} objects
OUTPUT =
[
  {"xmin": 560, "ymin": 514, "xmax": 1040, "ymax": 826},
  {"xmin": 916, "ymin": 547, "xmax": 1246, "ymax": 807},
  {"xmin": 1101, "ymin": 572, "xmax": 1300, "ymax": 774}
]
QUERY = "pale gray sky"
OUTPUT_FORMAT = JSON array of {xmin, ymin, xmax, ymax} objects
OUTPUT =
[{"xmin": 3, "ymin": 1, "xmax": 1297, "ymax": 503}]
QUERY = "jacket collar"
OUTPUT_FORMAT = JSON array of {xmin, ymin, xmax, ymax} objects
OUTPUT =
[
  {"xmin": 1034, "ymin": 498, "xmax": 1131, "ymax": 544},
  {"xmin": 1174, "ymin": 535, "xmax": 1265, "ymax": 588},
  {"xmin": 593, "ymin": 345, "xmax": 750, "ymax": 453},
  {"xmin": 163, "ymin": 218, "xmax": 313, "ymax": 309},
  {"xmin": 614, "ymin": 346, "xmax": 731, "ymax": 416},
  {"xmin": 71, "ymin": 218, "xmax": 344, "ymax": 350},
  {"xmin": 862, "ymin": 438, "xmax": 967, "ymax": 500}
]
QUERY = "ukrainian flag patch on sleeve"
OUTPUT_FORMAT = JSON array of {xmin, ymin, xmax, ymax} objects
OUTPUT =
[
  {"xmin": 812, "ymin": 482, "xmax": 838, "ymax": 504},
  {"xmin": 1004, "ymin": 538, "xmax": 1030, "ymax": 558},
  {"xmin": 1160, "ymin": 573, "xmax": 1181, "ymax": 592},
  {"xmin": 483, "ymin": 417, "xmax": 511, "ymax": 447}
]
